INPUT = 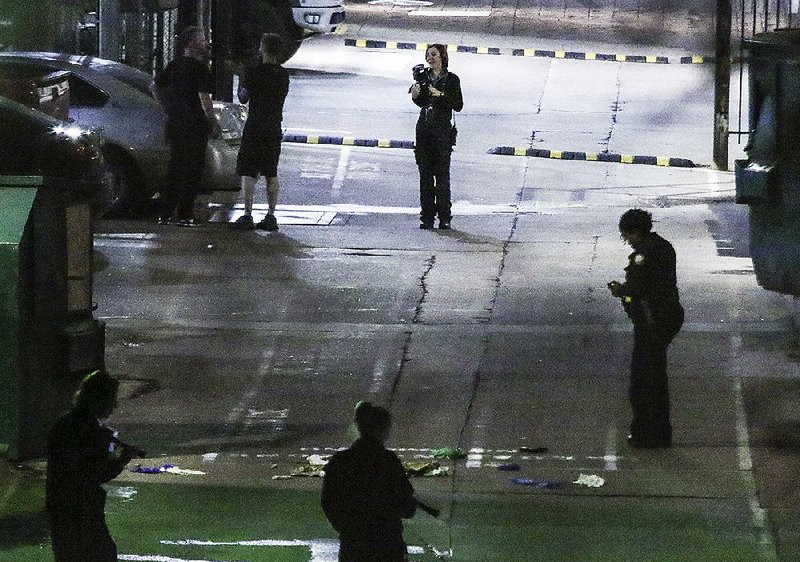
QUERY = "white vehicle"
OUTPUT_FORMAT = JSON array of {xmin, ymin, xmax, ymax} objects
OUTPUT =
[
  {"xmin": 224, "ymin": 0, "xmax": 345, "ymax": 66},
  {"xmin": 291, "ymin": 0, "xmax": 346, "ymax": 34}
]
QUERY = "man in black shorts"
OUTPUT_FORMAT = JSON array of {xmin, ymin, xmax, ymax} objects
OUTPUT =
[
  {"xmin": 232, "ymin": 33, "xmax": 290, "ymax": 231},
  {"xmin": 152, "ymin": 26, "xmax": 221, "ymax": 226}
]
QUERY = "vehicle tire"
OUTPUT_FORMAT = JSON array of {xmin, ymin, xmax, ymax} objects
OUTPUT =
[{"xmin": 103, "ymin": 149, "xmax": 143, "ymax": 218}]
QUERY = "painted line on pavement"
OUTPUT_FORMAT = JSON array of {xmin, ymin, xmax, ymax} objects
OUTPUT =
[
  {"xmin": 150, "ymin": 539, "xmax": 427, "ymax": 562},
  {"xmin": 117, "ymin": 554, "xmax": 223, "ymax": 562},
  {"xmin": 331, "ymin": 144, "xmax": 351, "ymax": 197},
  {"xmin": 604, "ymin": 425, "xmax": 618, "ymax": 471},
  {"xmin": 487, "ymin": 146, "xmax": 697, "ymax": 168},
  {"xmin": 731, "ymin": 333, "xmax": 778, "ymax": 560},
  {"xmin": 344, "ymin": 38, "xmax": 711, "ymax": 64},
  {"xmin": 465, "ymin": 447, "xmax": 484, "ymax": 468}
]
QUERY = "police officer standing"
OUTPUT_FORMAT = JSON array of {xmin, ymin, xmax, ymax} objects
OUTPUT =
[
  {"xmin": 321, "ymin": 401, "xmax": 417, "ymax": 561},
  {"xmin": 46, "ymin": 370, "xmax": 137, "ymax": 562},
  {"xmin": 410, "ymin": 44, "xmax": 463, "ymax": 231},
  {"xmin": 608, "ymin": 209, "xmax": 684, "ymax": 449}
]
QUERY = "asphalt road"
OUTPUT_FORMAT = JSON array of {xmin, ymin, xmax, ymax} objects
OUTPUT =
[{"xmin": 3, "ymin": 3, "xmax": 800, "ymax": 562}]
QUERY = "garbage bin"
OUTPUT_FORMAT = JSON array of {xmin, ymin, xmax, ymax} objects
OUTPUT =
[
  {"xmin": 0, "ymin": 173, "xmax": 106, "ymax": 460},
  {"xmin": 737, "ymin": 29, "xmax": 800, "ymax": 296}
]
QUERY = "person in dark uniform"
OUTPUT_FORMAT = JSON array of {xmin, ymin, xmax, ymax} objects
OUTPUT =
[
  {"xmin": 410, "ymin": 43, "xmax": 463, "ymax": 230},
  {"xmin": 232, "ymin": 33, "xmax": 290, "ymax": 231},
  {"xmin": 608, "ymin": 209, "xmax": 684, "ymax": 449},
  {"xmin": 321, "ymin": 401, "xmax": 417, "ymax": 561},
  {"xmin": 152, "ymin": 26, "xmax": 221, "ymax": 226},
  {"xmin": 46, "ymin": 370, "xmax": 137, "ymax": 562}
]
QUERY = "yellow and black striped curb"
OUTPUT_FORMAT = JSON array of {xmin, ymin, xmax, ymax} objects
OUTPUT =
[
  {"xmin": 281, "ymin": 135, "xmax": 697, "ymax": 167},
  {"xmin": 488, "ymin": 146, "xmax": 696, "ymax": 167},
  {"xmin": 344, "ymin": 38, "xmax": 710, "ymax": 64},
  {"xmin": 283, "ymin": 133, "xmax": 414, "ymax": 148}
]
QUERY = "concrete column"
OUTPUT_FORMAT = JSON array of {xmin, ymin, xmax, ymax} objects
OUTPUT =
[{"xmin": 99, "ymin": 0, "xmax": 123, "ymax": 61}]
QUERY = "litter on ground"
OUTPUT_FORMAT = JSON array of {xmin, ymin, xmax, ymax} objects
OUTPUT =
[
  {"xmin": 510, "ymin": 477, "xmax": 561, "ymax": 489},
  {"xmin": 431, "ymin": 447, "xmax": 467, "ymax": 460},
  {"xmin": 404, "ymin": 460, "xmax": 449, "ymax": 477},
  {"xmin": 573, "ymin": 473, "xmax": 605, "ymax": 487},
  {"xmin": 131, "ymin": 464, "xmax": 206, "ymax": 475}
]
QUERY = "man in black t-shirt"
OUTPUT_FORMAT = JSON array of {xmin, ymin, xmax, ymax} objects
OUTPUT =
[
  {"xmin": 232, "ymin": 33, "xmax": 290, "ymax": 231},
  {"xmin": 152, "ymin": 26, "xmax": 221, "ymax": 226}
]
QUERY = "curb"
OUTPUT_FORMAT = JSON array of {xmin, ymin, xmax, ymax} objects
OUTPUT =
[
  {"xmin": 282, "ymin": 133, "xmax": 414, "ymax": 149},
  {"xmin": 344, "ymin": 38, "xmax": 711, "ymax": 64},
  {"xmin": 487, "ymin": 146, "xmax": 696, "ymax": 168},
  {"xmin": 279, "ymin": 136, "xmax": 698, "ymax": 168}
]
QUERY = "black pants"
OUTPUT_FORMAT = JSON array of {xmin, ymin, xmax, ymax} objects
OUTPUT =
[
  {"xmin": 629, "ymin": 308, "xmax": 684, "ymax": 442},
  {"xmin": 49, "ymin": 509, "xmax": 117, "ymax": 562},
  {"xmin": 414, "ymin": 136, "xmax": 452, "ymax": 225},
  {"xmin": 162, "ymin": 128, "xmax": 208, "ymax": 220}
]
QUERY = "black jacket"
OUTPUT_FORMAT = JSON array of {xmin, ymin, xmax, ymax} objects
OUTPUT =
[
  {"xmin": 46, "ymin": 409, "xmax": 128, "ymax": 514},
  {"xmin": 413, "ymin": 69, "xmax": 463, "ymax": 140},
  {"xmin": 321, "ymin": 437, "xmax": 416, "ymax": 550},
  {"xmin": 619, "ymin": 232, "xmax": 682, "ymax": 325}
]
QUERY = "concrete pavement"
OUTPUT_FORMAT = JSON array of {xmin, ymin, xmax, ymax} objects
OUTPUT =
[{"xmin": 3, "ymin": 166, "xmax": 800, "ymax": 559}]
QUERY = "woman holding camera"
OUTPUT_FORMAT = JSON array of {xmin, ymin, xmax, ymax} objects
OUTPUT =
[{"xmin": 410, "ymin": 44, "xmax": 463, "ymax": 230}]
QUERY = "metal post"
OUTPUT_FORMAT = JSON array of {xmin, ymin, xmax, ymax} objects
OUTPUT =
[
  {"xmin": 210, "ymin": 0, "xmax": 233, "ymax": 102},
  {"xmin": 714, "ymin": 0, "xmax": 732, "ymax": 170}
]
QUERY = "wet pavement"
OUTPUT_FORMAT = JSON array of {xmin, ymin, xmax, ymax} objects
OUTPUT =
[
  {"xmin": 3, "ymin": 2, "xmax": 800, "ymax": 560},
  {"xmin": 3, "ymin": 187, "xmax": 800, "ymax": 560}
]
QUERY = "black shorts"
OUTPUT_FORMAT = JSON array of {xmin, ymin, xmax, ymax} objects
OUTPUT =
[{"xmin": 236, "ymin": 133, "xmax": 282, "ymax": 178}]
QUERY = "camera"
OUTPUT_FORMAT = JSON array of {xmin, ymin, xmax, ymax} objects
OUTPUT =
[{"xmin": 412, "ymin": 63, "xmax": 428, "ymax": 88}]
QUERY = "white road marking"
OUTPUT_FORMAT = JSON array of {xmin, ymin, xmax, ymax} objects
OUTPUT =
[
  {"xmin": 603, "ymin": 424, "xmax": 618, "ymax": 471},
  {"xmin": 331, "ymin": 145, "xmax": 351, "ymax": 197},
  {"xmin": 150, "ymin": 539, "xmax": 426, "ymax": 562},
  {"xmin": 227, "ymin": 349, "xmax": 275, "ymax": 428},
  {"xmin": 466, "ymin": 447, "xmax": 484, "ymax": 468},
  {"xmin": 117, "ymin": 554, "xmax": 220, "ymax": 562},
  {"xmin": 367, "ymin": 357, "xmax": 389, "ymax": 397},
  {"xmin": 731, "ymin": 333, "xmax": 778, "ymax": 560}
]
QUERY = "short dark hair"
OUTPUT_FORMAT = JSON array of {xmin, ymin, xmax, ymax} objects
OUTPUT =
[
  {"xmin": 618, "ymin": 208, "xmax": 653, "ymax": 234},
  {"xmin": 260, "ymin": 33, "xmax": 285, "ymax": 60},
  {"xmin": 427, "ymin": 44, "xmax": 449, "ymax": 71},
  {"xmin": 354, "ymin": 401, "xmax": 391, "ymax": 439},
  {"xmin": 177, "ymin": 25, "xmax": 203, "ymax": 53}
]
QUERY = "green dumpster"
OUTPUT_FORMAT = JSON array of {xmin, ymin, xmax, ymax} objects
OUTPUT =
[
  {"xmin": 0, "ymin": 175, "xmax": 105, "ymax": 460},
  {"xmin": 737, "ymin": 29, "xmax": 800, "ymax": 296}
]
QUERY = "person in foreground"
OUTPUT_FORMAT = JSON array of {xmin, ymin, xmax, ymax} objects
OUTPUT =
[
  {"xmin": 608, "ymin": 209, "xmax": 684, "ymax": 449},
  {"xmin": 321, "ymin": 401, "xmax": 417, "ymax": 561},
  {"xmin": 46, "ymin": 369, "xmax": 137, "ymax": 561}
]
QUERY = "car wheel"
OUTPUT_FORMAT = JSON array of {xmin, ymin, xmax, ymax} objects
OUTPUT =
[{"xmin": 103, "ymin": 150, "xmax": 141, "ymax": 217}]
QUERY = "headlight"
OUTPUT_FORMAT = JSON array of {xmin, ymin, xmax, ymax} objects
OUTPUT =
[
  {"xmin": 304, "ymin": 13, "xmax": 321, "ymax": 24},
  {"xmin": 51, "ymin": 124, "xmax": 87, "ymax": 140}
]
